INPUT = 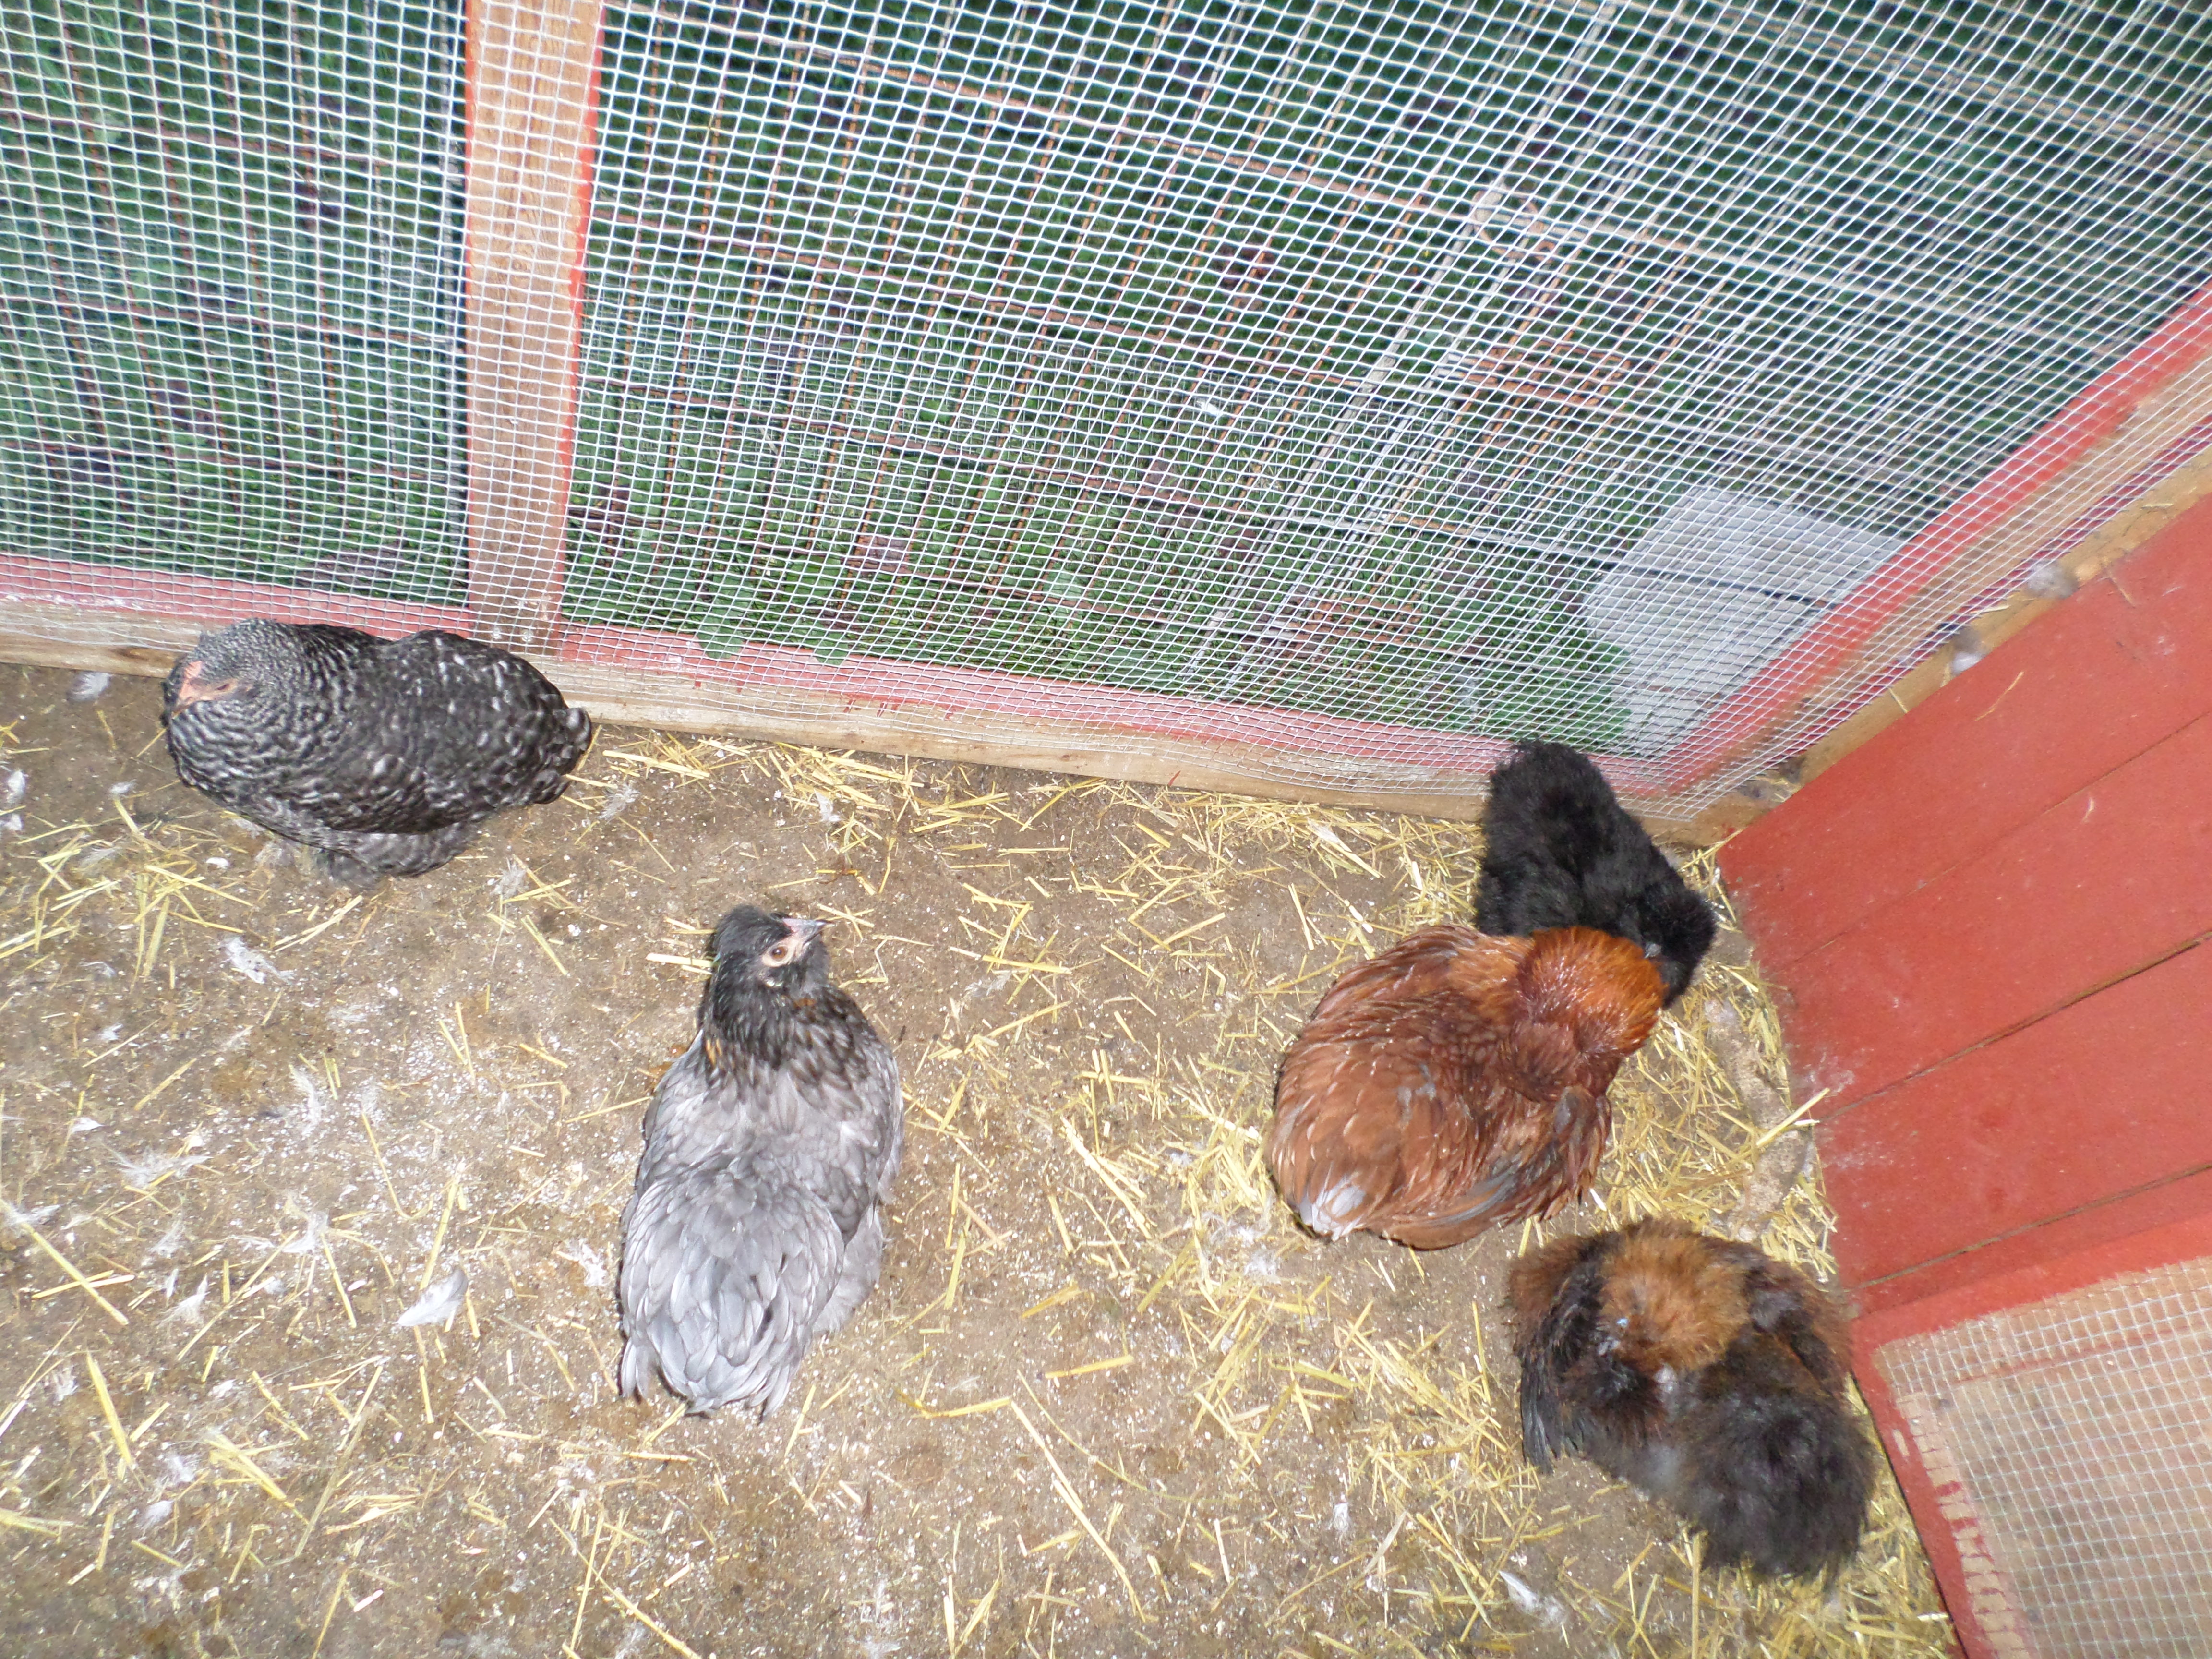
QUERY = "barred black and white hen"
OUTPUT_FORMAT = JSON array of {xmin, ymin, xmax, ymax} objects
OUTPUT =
[
  {"xmin": 618, "ymin": 908, "xmax": 903, "ymax": 1417},
  {"xmin": 161, "ymin": 619, "xmax": 592, "ymax": 883}
]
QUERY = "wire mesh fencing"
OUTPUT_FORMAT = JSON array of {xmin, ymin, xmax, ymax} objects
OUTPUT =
[
  {"xmin": 6, "ymin": 0, "xmax": 2212, "ymax": 813},
  {"xmin": 1879, "ymin": 1255, "xmax": 2212, "ymax": 1658},
  {"xmin": 0, "ymin": 0, "xmax": 468, "ymax": 599}
]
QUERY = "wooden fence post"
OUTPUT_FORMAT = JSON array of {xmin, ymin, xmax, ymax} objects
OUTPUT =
[{"xmin": 462, "ymin": 0, "xmax": 604, "ymax": 651}]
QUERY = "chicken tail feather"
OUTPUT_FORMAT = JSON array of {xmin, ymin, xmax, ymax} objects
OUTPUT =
[
  {"xmin": 617, "ymin": 1333, "xmax": 657, "ymax": 1401},
  {"xmin": 1296, "ymin": 1178, "xmax": 1371, "ymax": 1239}
]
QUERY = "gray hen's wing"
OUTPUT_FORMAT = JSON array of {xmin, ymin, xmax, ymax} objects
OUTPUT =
[
  {"xmin": 617, "ymin": 1160, "xmax": 843, "ymax": 1417},
  {"xmin": 852, "ymin": 1029, "xmax": 903, "ymax": 1205},
  {"xmin": 745, "ymin": 1014, "xmax": 903, "ymax": 1240},
  {"xmin": 812, "ymin": 1203, "xmax": 885, "ymax": 1339},
  {"xmin": 793, "ymin": 1030, "xmax": 899, "ymax": 1337},
  {"xmin": 634, "ymin": 1039, "xmax": 731, "ymax": 1179}
]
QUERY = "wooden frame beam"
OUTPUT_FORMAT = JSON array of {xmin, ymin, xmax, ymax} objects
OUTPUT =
[{"xmin": 462, "ymin": 0, "xmax": 604, "ymax": 651}]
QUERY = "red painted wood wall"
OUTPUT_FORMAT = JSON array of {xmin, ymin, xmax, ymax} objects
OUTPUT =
[{"xmin": 1716, "ymin": 493, "xmax": 2212, "ymax": 1652}]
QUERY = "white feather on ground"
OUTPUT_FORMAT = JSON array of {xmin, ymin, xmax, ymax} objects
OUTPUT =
[
  {"xmin": 395, "ymin": 1265, "xmax": 468, "ymax": 1329},
  {"xmin": 223, "ymin": 936, "xmax": 292, "ymax": 985},
  {"xmin": 1499, "ymin": 1569, "xmax": 1569, "ymax": 1627}
]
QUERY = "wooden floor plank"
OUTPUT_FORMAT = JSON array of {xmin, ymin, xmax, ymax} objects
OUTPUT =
[
  {"xmin": 1769, "ymin": 711, "xmax": 2212, "ymax": 1111},
  {"xmin": 1816, "ymin": 941, "xmax": 2212, "ymax": 1287}
]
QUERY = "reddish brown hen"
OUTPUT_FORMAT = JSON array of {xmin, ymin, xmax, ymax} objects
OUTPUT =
[{"xmin": 1266, "ymin": 925, "xmax": 1664, "ymax": 1248}]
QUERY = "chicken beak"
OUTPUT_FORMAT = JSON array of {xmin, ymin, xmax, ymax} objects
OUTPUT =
[
  {"xmin": 780, "ymin": 917, "xmax": 828, "ymax": 948},
  {"xmin": 171, "ymin": 662, "xmax": 241, "ymax": 709}
]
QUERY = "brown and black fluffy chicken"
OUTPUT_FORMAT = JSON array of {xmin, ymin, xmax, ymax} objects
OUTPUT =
[
  {"xmin": 1266, "ymin": 926, "xmax": 1663, "ymax": 1248},
  {"xmin": 162, "ymin": 618, "xmax": 592, "ymax": 884},
  {"xmin": 617, "ymin": 908, "xmax": 902, "ymax": 1417},
  {"xmin": 1510, "ymin": 1217, "xmax": 1876, "ymax": 1579}
]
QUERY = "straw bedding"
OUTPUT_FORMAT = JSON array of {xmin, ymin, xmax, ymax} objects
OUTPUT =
[{"xmin": 0, "ymin": 665, "xmax": 1946, "ymax": 1657}]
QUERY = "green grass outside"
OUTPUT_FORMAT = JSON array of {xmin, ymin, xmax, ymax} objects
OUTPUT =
[{"xmin": 5, "ymin": 0, "xmax": 2212, "ymax": 751}]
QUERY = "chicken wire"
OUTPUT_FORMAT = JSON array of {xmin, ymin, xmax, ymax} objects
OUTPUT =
[
  {"xmin": 0, "ymin": 0, "xmax": 469, "ymax": 593},
  {"xmin": 1877, "ymin": 1255, "xmax": 2212, "ymax": 1659},
  {"xmin": 6, "ymin": 0, "xmax": 2212, "ymax": 813}
]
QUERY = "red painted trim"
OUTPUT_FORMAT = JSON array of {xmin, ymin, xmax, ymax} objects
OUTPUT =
[
  {"xmin": 547, "ymin": 12, "xmax": 604, "ymax": 579},
  {"xmin": 1665, "ymin": 275, "xmax": 2212, "ymax": 791},
  {"xmin": 462, "ymin": 0, "xmax": 493, "ymax": 622},
  {"xmin": 1716, "ymin": 484, "xmax": 2212, "ymax": 972},
  {"xmin": 1851, "ymin": 1365, "xmax": 1974, "ymax": 1659},
  {"xmin": 1852, "ymin": 1166, "xmax": 2212, "ymax": 1327},
  {"xmin": 461, "ymin": 0, "xmax": 606, "ymax": 629},
  {"xmin": 555, "ymin": 615, "xmax": 1560, "ymax": 777},
  {"xmin": 0, "ymin": 552, "xmax": 476, "ymax": 637},
  {"xmin": 596, "ymin": 622, "xmax": 1547, "ymax": 776},
  {"xmin": 0, "ymin": 550, "xmax": 1661, "ymax": 786},
  {"xmin": 2017, "ymin": 407, "xmax": 2212, "ymax": 569}
]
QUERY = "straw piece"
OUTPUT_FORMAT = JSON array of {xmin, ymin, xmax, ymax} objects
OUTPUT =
[
  {"xmin": 1009, "ymin": 1403, "xmax": 1146, "ymax": 1621},
  {"xmin": 598, "ymin": 1578, "xmax": 705, "ymax": 1659},
  {"xmin": 0, "ymin": 1509, "xmax": 71, "ymax": 1537},
  {"xmin": 7, "ymin": 1213, "xmax": 129, "ymax": 1326},
  {"xmin": 84, "ymin": 1355, "xmax": 131, "ymax": 1470},
  {"xmin": 205, "ymin": 1432, "xmax": 302, "ymax": 1516}
]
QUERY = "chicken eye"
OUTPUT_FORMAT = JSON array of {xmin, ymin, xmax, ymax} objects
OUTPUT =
[{"xmin": 763, "ymin": 940, "xmax": 796, "ymax": 966}]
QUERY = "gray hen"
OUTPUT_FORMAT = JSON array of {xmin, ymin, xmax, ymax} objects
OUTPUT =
[
  {"xmin": 618, "ymin": 908, "xmax": 903, "ymax": 1417},
  {"xmin": 162, "ymin": 619, "xmax": 592, "ymax": 883}
]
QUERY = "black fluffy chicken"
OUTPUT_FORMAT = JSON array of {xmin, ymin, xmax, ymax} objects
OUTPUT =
[
  {"xmin": 1510, "ymin": 1217, "xmax": 1876, "ymax": 1580},
  {"xmin": 161, "ymin": 619, "xmax": 592, "ymax": 883},
  {"xmin": 618, "ymin": 908, "xmax": 903, "ymax": 1417},
  {"xmin": 1475, "ymin": 741, "xmax": 1716, "ymax": 1003}
]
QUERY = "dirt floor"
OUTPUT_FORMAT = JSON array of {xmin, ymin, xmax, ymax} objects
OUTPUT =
[{"xmin": 0, "ymin": 663, "xmax": 1949, "ymax": 1659}]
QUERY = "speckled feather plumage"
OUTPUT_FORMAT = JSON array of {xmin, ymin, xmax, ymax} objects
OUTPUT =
[
  {"xmin": 161, "ymin": 620, "xmax": 592, "ymax": 877},
  {"xmin": 618, "ymin": 909, "xmax": 902, "ymax": 1417}
]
